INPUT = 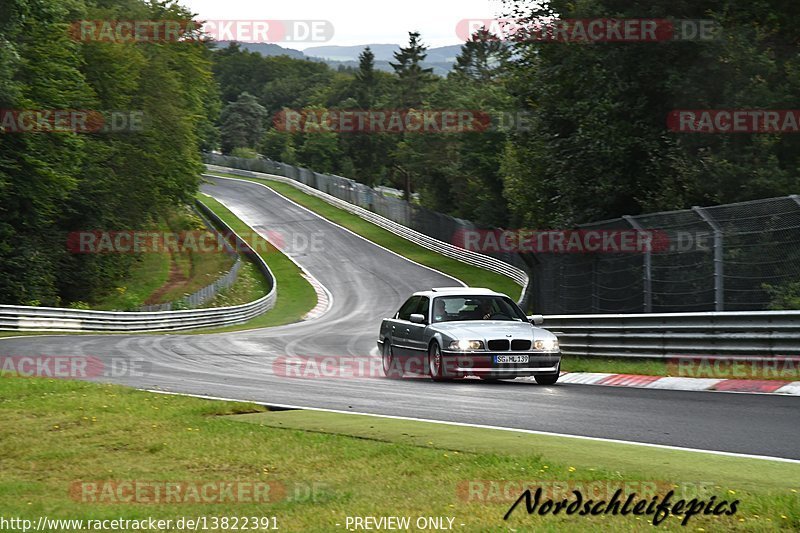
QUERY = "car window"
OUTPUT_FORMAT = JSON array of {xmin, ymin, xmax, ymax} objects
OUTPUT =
[
  {"xmin": 431, "ymin": 295, "xmax": 527, "ymax": 322},
  {"xmin": 396, "ymin": 296, "xmax": 420, "ymax": 321},
  {"xmin": 415, "ymin": 296, "xmax": 430, "ymax": 322}
]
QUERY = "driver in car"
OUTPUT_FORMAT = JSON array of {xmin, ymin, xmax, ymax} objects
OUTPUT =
[
  {"xmin": 476, "ymin": 300, "xmax": 493, "ymax": 320},
  {"xmin": 433, "ymin": 299, "xmax": 449, "ymax": 322}
]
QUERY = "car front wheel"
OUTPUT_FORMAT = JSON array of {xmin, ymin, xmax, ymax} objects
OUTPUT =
[
  {"xmin": 428, "ymin": 343, "xmax": 447, "ymax": 382},
  {"xmin": 534, "ymin": 364, "xmax": 560, "ymax": 385}
]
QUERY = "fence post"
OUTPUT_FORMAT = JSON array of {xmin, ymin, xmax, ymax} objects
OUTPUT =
[
  {"xmin": 623, "ymin": 216, "xmax": 652, "ymax": 313},
  {"xmin": 693, "ymin": 206, "xmax": 724, "ymax": 311}
]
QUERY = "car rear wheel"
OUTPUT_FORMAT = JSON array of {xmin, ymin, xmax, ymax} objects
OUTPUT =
[
  {"xmin": 428, "ymin": 343, "xmax": 447, "ymax": 382},
  {"xmin": 382, "ymin": 342, "xmax": 403, "ymax": 379}
]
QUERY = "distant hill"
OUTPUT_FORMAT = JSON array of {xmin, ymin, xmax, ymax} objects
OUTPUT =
[
  {"xmin": 303, "ymin": 43, "xmax": 462, "ymax": 64},
  {"xmin": 212, "ymin": 41, "xmax": 463, "ymax": 75},
  {"xmin": 212, "ymin": 41, "xmax": 305, "ymax": 59}
]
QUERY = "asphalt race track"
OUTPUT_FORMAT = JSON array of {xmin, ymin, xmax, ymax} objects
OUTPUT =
[{"xmin": 2, "ymin": 176, "xmax": 798, "ymax": 460}]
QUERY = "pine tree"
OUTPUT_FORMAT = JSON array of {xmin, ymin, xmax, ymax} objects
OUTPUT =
[
  {"xmin": 453, "ymin": 28, "xmax": 509, "ymax": 82},
  {"xmin": 390, "ymin": 32, "xmax": 434, "ymax": 108},
  {"xmin": 353, "ymin": 47, "xmax": 376, "ymax": 108}
]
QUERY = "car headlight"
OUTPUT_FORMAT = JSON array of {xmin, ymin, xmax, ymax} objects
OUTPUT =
[
  {"xmin": 448, "ymin": 340, "xmax": 484, "ymax": 351},
  {"xmin": 534, "ymin": 338, "xmax": 559, "ymax": 351}
]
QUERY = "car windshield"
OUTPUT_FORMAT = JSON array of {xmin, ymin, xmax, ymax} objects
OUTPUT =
[{"xmin": 431, "ymin": 295, "xmax": 527, "ymax": 323}]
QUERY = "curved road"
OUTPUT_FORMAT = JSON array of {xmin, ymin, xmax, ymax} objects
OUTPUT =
[{"xmin": 2, "ymin": 176, "xmax": 798, "ymax": 460}]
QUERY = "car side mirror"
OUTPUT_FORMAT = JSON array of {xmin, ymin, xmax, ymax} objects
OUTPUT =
[
  {"xmin": 409, "ymin": 313, "xmax": 426, "ymax": 324},
  {"xmin": 528, "ymin": 314, "xmax": 544, "ymax": 326}
]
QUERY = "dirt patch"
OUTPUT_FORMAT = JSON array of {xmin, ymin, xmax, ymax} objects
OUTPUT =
[{"xmin": 144, "ymin": 252, "xmax": 189, "ymax": 304}]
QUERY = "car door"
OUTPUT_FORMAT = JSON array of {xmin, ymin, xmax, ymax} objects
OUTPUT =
[
  {"xmin": 405, "ymin": 296, "xmax": 430, "ymax": 366},
  {"xmin": 387, "ymin": 296, "xmax": 420, "ymax": 359}
]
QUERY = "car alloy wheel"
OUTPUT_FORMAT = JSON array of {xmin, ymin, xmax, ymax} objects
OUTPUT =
[{"xmin": 428, "ymin": 343, "xmax": 446, "ymax": 382}]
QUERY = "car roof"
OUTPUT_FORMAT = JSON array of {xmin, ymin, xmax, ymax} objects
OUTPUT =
[{"xmin": 412, "ymin": 287, "xmax": 506, "ymax": 298}]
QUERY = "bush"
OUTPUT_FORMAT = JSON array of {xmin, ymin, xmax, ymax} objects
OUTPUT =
[
  {"xmin": 763, "ymin": 282, "xmax": 800, "ymax": 310},
  {"xmin": 230, "ymin": 147, "xmax": 259, "ymax": 159}
]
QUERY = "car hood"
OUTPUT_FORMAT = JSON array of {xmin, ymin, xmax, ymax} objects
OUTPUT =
[{"xmin": 431, "ymin": 320, "xmax": 555, "ymax": 340}]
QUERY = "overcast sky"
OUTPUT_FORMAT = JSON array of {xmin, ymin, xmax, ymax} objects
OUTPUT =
[{"xmin": 177, "ymin": 0, "xmax": 507, "ymax": 49}]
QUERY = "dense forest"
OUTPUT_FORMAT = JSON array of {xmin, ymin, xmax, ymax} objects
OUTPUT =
[
  {"xmin": 0, "ymin": 0, "xmax": 217, "ymax": 306},
  {"xmin": 1, "ymin": 0, "xmax": 798, "ymax": 306},
  {"xmin": 215, "ymin": 0, "xmax": 800, "ymax": 232}
]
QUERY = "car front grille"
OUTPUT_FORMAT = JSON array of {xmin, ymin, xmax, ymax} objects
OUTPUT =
[
  {"xmin": 487, "ymin": 339, "xmax": 510, "ymax": 351},
  {"xmin": 510, "ymin": 339, "xmax": 532, "ymax": 351}
]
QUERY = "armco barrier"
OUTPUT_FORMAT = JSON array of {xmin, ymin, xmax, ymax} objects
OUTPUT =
[
  {"xmin": 203, "ymin": 165, "xmax": 530, "ymax": 297},
  {"xmin": 544, "ymin": 311, "xmax": 800, "ymax": 359},
  {"xmin": 0, "ymin": 199, "xmax": 276, "ymax": 332}
]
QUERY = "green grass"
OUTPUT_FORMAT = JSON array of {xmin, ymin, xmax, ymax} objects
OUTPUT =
[
  {"xmin": 200, "ymin": 260, "xmax": 271, "ymax": 309},
  {"xmin": 207, "ymin": 172, "xmax": 523, "ymax": 300},
  {"xmin": 90, "ymin": 208, "xmax": 236, "ymax": 311},
  {"xmin": 91, "ymin": 253, "xmax": 171, "ymax": 311},
  {"xmin": 0, "ymin": 375, "xmax": 796, "ymax": 532},
  {"xmin": 155, "ymin": 250, "xmax": 235, "ymax": 305}
]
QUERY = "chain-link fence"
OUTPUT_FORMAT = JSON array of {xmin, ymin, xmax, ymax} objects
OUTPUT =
[
  {"xmin": 205, "ymin": 153, "xmax": 800, "ymax": 314},
  {"xmin": 537, "ymin": 196, "xmax": 800, "ymax": 313}
]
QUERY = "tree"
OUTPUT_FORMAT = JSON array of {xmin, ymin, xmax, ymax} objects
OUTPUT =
[
  {"xmin": 353, "ymin": 47, "xmax": 376, "ymax": 108},
  {"xmin": 220, "ymin": 92, "xmax": 267, "ymax": 154},
  {"xmin": 452, "ymin": 28, "xmax": 509, "ymax": 82},
  {"xmin": 390, "ymin": 31, "xmax": 435, "ymax": 108},
  {"xmin": 500, "ymin": 0, "xmax": 800, "ymax": 227}
]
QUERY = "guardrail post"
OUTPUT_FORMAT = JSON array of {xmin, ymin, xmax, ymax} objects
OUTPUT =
[
  {"xmin": 623, "ymin": 216, "xmax": 652, "ymax": 313},
  {"xmin": 693, "ymin": 206, "xmax": 724, "ymax": 311}
]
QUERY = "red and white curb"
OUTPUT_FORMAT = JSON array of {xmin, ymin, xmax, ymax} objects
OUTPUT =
[
  {"xmin": 301, "ymin": 272, "xmax": 332, "ymax": 321},
  {"xmin": 555, "ymin": 372, "xmax": 800, "ymax": 395}
]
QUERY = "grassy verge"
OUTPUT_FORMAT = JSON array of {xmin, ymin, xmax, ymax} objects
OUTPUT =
[
  {"xmin": 0, "ymin": 375, "xmax": 796, "ymax": 532},
  {"xmin": 561, "ymin": 355, "xmax": 800, "ymax": 382},
  {"xmin": 91, "ymin": 253, "xmax": 171, "ymax": 310},
  {"xmin": 91, "ymin": 208, "xmax": 235, "ymax": 311},
  {"xmin": 200, "ymin": 260, "xmax": 270, "ymax": 309},
  {"xmin": 207, "ymin": 172, "xmax": 523, "ymax": 299}
]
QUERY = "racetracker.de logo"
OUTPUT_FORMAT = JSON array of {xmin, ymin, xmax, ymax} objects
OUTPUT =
[
  {"xmin": 69, "ymin": 20, "xmax": 333, "ymax": 43},
  {"xmin": 668, "ymin": 110, "xmax": 800, "ymax": 133},
  {"xmin": 69, "ymin": 480, "xmax": 328, "ymax": 504},
  {"xmin": 0, "ymin": 110, "xmax": 143, "ymax": 134},
  {"xmin": 274, "ymin": 109, "xmax": 499, "ymax": 134},
  {"xmin": 667, "ymin": 357, "xmax": 800, "ymax": 380},
  {"xmin": 455, "ymin": 18, "xmax": 720, "ymax": 43},
  {"xmin": 70, "ymin": 481, "xmax": 284, "ymax": 504},
  {"xmin": 0, "ymin": 356, "xmax": 149, "ymax": 378},
  {"xmin": 458, "ymin": 480, "xmax": 717, "ymax": 503},
  {"xmin": 66, "ymin": 230, "xmax": 324, "ymax": 255},
  {"xmin": 452, "ymin": 229, "xmax": 670, "ymax": 254}
]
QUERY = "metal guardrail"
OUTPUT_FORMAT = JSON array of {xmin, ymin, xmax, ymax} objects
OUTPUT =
[
  {"xmin": 0, "ymin": 200, "xmax": 276, "ymax": 332},
  {"xmin": 543, "ymin": 311, "xmax": 800, "ymax": 359},
  {"xmin": 204, "ymin": 165, "xmax": 530, "ymax": 296}
]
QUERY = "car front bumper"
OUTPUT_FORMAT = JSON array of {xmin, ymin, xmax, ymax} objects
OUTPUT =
[{"xmin": 439, "ymin": 350, "xmax": 561, "ymax": 377}]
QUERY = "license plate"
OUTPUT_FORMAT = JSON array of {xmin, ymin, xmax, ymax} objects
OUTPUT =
[{"xmin": 494, "ymin": 355, "xmax": 529, "ymax": 364}]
